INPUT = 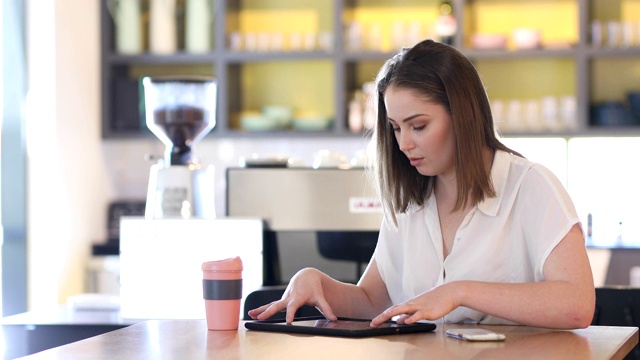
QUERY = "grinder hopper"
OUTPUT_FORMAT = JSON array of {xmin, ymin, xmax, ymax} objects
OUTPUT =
[{"xmin": 142, "ymin": 76, "xmax": 217, "ymax": 219}]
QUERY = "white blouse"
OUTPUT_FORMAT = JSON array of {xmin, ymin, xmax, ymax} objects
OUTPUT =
[{"xmin": 374, "ymin": 150, "xmax": 581, "ymax": 324}]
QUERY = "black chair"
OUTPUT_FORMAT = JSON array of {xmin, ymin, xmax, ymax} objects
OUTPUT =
[
  {"xmin": 316, "ymin": 231, "xmax": 378, "ymax": 281},
  {"xmin": 591, "ymin": 287, "xmax": 640, "ymax": 360},
  {"xmin": 243, "ymin": 286, "xmax": 322, "ymax": 320}
]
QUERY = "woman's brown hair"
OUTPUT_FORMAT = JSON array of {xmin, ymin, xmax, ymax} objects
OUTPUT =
[{"xmin": 372, "ymin": 39, "xmax": 521, "ymax": 224}]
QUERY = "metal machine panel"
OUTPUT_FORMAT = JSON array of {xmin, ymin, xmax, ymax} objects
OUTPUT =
[{"xmin": 226, "ymin": 168, "xmax": 383, "ymax": 231}]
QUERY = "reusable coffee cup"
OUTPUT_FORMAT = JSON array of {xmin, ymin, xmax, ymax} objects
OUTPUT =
[{"xmin": 202, "ymin": 256, "xmax": 243, "ymax": 330}]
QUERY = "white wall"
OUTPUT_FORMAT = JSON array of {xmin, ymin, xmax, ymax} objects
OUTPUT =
[
  {"xmin": 25, "ymin": 0, "xmax": 370, "ymax": 309},
  {"xmin": 26, "ymin": 0, "xmax": 108, "ymax": 309},
  {"xmin": 568, "ymin": 138, "xmax": 640, "ymax": 247},
  {"xmin": 25, "ymin": 0, "xmax": 640, "ymax": 309}
]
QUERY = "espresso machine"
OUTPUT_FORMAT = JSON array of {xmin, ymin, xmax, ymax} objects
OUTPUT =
[
  {"xmin": 142, "ymin": 76, "xmax": 217, "ymax": 219},
  {"xmin": 226, "ymin": 167, "xmax": 383, "ymax": 285}
]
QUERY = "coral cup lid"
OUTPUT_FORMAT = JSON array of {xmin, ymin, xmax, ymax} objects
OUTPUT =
[{"xmin": 202, "ymin": 256, "xmax": 243, "ymax": 272}]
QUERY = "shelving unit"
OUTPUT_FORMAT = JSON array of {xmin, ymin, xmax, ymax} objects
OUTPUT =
[{"xmin": 100, "ymin": 0, "xmax": 640, "ymax": 139}]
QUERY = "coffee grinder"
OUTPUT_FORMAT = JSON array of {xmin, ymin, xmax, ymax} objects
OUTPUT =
[{"xmin": 142, "ymin": 76, "xmax": 217, "ymax": 219}]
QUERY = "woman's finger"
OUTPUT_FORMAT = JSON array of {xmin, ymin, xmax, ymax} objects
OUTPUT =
[
  {"xmin": 395, "ymin": 314, "xmax": 412, "ymax": 324},
  {"xmin": 370, "ymin": 303, "xmax": 416, "ymax": 326},
  {"xmin": 370, "ymin": 306, "xmax": 400, "ymax": 326},
  {"xmin": 247, "ymin": 303, "xmax": 273, "ymax": 319},
  {"xmin": 285, "ymin": 298, "xmax": 307, "ymax": 324},
  {"xmin": 251, "ymin": 300, "xmax": 286, "ymax": 320},
  {"xmin": 314, "ymin": 297, "xmax": 337, "ymax": 321}
]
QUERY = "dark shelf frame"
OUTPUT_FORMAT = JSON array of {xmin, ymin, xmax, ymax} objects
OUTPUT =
[{"xmin": 101, "ymin": 0, "xmax": 640, "ymax": 139}]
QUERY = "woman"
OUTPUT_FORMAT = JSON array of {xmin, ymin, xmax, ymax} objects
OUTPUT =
[{"xmin": 249, "ymin": 39, "xmax": 595, "ymax": 329}]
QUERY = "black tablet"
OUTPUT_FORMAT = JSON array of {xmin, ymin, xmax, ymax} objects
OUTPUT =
[{"xmin": 244, "ymin": 316, "xmax": 437, "ymax": 338}]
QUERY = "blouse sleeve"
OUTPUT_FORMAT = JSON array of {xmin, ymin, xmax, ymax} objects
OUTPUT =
[
  {"xmin": 518, "ymin": 164, "xmax": 581, "ymax": 278},
  {"xmin": 373, "ymin": 217, "xmax": 400, "ymax": 294}
]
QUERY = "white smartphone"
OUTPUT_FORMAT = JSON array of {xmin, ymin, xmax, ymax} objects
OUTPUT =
[{"xmin": 445, "ymin": 328, "xmax": 506, "ymax": 342}]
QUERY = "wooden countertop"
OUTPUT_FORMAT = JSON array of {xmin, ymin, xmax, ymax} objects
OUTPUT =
[
  {"xmin": 1, "ymin": 306, "xmax": 138, "ymax": 326},
  {"xmin": 19, "ymin": 320, "xmax": 638, "ymax": 360}
]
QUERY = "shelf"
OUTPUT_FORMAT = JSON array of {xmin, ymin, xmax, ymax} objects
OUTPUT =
[
  {"xmin": 223, "ymin": 51, "xmax": 335, "ymax": 62},
  {"xmin": 107, "ymin": 53, "xmax": 220, "ymax": 64},
  {"xmin": 500, "ymin": 126, "xmax": 640, "ymax": 139},
  {"xmin": 100, "ymin": 0, "xmax": 640, "ymax": 139},
  {"xmin": 210, "ymin": 129, "xmax": 366, "ymax": 138},
  {"xmin": 342, "ymin": 51, "xmax": 399, "ymax": 61},
  {"xmin": 586, "ymin": 47, "xmax": 640, "ymax": 58},
  {"xmin": 463, "ymin": 48, "xmax": 579, "ymax": 60}
]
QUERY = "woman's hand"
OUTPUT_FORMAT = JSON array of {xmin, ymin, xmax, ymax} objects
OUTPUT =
[
  {"xmin": 370, "ymin": 283, "xmax": 460, "ymax": 327},
  {"xmin": 247, "ymin": 268, "xmax": 338, "ymax": 324}
]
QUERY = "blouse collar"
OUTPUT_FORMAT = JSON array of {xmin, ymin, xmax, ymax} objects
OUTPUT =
[{"xmin": 477, "ymin": 150, "xmax": 510, "ymax": 216}]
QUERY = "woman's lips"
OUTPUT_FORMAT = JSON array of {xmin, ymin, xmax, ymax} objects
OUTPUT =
[{"xmin": 409, "ymin": 157, "xmax": 423, "ymax": 166}]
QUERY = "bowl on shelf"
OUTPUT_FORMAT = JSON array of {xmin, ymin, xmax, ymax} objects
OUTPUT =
[
  {"xmin": 512, "ymin": 28, "xmax": 541, "ymax": 50},
  {"xmin": 470, "ymin": 33, "xmax": 507, "ymax": 50},
  {"xmin": 292, "ymin": 116, "xmax": 333, "ymax": 131},
  {"xmin": 240, "ymin": 112, "xmax": 281, "ymax": 131},
  {"xmin": 262, "ymin": 105, "xmax": 293, "ymax": 129}
]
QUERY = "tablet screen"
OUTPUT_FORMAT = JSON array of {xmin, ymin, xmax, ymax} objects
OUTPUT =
[{"xmin": 245, "ymin": 317, "xmax": 436, "ymax": 337}]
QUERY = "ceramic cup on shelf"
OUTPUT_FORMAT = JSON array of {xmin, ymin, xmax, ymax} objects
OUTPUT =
[
  {"xmin": 149, "ymin": 0, "xmax": 177, "ymax": 54},
  {"xmin": 270, "ymin": 33, "xmax": 284, "ymax": 51},
  {"xmin": 229, "ymin": 31, "xmax": 242, "ymax": 51},
  {"xmin": 318, "ymin": 31, "xmax": 333, "ymax": 51},
  {"xmin": 202, "ymin": 257, "xmax": 243, "ymax": 331},
  {"xmin": 107, "ymin": 0, "xmax": 142, "ymax": 54},
  {"xmin": 185, "ymin": 0, "xmax": 212, "ymax": 53},
  {"xmin": 257, "ymin": 32, "xmax": 270, "ymax": 52},
  {"xmin": 607, "ymin": 21, "xmax": 620, "ymax": 48},
  {"xmin": 303, "ymin": 32, "xmax": 317, "ymax": 51},
  {"xmin": 621, "ymin": 22, "xmax": 634, "ymax": 48},
  {"xmin": 289, "ymin": 32, "xmax": 303, "ymax": 51},
  {"xmin": 591, "ymin": 20, "xmax": 603, "ymax": 47},
  {"xmin": 560, "ymin": 96, "xmax": 578, "ymax": 130},
  {"xmin": 244, "ymin": 32, "xmax": 258, "ymax": 51}
]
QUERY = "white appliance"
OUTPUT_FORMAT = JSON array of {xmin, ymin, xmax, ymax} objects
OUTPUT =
[
  {"xmin": 119, "ymin": 217, "xmax": 263, "ymax": 319},
  {"xmin": 142, "ymin": 76, "xmax": 217, "ymax": 219},
  {"xmin": 86, "ymin": 255, "xmax": 120, "ymax": 294}
]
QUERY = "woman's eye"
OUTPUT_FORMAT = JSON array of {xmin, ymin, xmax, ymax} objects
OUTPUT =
[{"xmin": 411, "ymin": 125, "xmax": 425, "ymax": 131}]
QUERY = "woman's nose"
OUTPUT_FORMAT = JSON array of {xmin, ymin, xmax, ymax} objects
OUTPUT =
[{"xmin": 398, "ymin": 132, "xmax": 413, "ymax": 151}]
